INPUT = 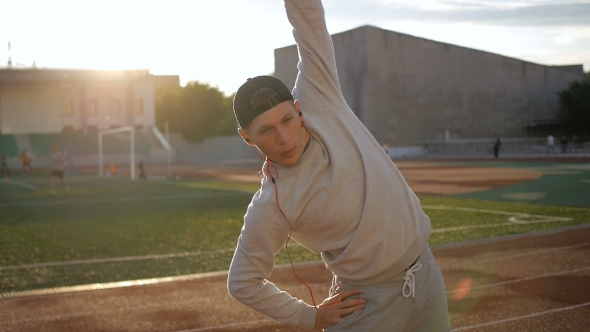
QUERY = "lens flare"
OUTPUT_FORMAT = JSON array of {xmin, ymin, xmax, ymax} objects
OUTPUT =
[{"xmin": 453, "ymin": 278, "xmax": 473, "ymax": 300}]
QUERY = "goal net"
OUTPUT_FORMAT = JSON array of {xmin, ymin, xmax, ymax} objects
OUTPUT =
[{"xmin": 98, "ymin": 126, "xmax": 136, "ymax": 180}]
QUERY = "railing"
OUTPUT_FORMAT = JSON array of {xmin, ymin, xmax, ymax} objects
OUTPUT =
[
  {"xmin": 423, "ymin": 138, "xmax": 590, "ymax": 157},
  {"xmin": 150, "ymin": 125, "xmax": 172, "ymax": 150}
]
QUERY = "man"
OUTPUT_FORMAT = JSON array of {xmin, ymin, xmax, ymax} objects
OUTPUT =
[
  {"xmin": 493, "ymin": 138, "xmax": 501, "ymax": 158},
  {"xmin": 20, "ymin": 149, "xmax": 32, "ymax": 174},
  {"xmin": 227, "ymin": 1, "xmax": 450, "ymax": 331},
  {"xmin": 49, "ymin": 144, "xmax": 69, "ymax": 195},
  {"xmin": 547, "ymin": 134, "xmax": 556, "ymax": 156}
]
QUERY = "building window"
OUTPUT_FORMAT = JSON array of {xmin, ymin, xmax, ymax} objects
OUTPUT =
[
  {"xmin": 62, "ymin": 99, "xmax": 74, "ymax": 116},
  {"xmin": 110, "ymin": 99, "xmax": 121, "ymax": 114},
  {"xmin": 134, "ymin": 124, "xmax": 144, "ymax": 130},
  {"xmin": 134, "ymin": 99, "xmax": 144, "ymax": 115},
  {"xmin": 87, "ymin": 100, "xmax": 97, "ymax": 116}
]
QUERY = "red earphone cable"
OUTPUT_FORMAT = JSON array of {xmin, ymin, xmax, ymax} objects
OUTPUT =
[{"xmin": 248, "ymin": 146, "xmax": 319, "ymax": 308}]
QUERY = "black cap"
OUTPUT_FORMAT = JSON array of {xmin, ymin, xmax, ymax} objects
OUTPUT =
[{"xmin": 233, "ymin": 76, "xmax": 293, "ymax": 128}]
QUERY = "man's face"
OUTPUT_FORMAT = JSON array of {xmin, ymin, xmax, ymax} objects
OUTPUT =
[{"xmin": 239, "ymin": 100, "xmax": 309, "ymax": 167}]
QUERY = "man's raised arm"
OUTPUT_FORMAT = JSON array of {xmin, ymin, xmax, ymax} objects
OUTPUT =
[{"xmin": 285, "ymin": 0, "xmax": 344, "ymax": 103}]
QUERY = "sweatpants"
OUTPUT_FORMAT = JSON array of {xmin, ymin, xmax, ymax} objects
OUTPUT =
[{"xmin": 325, "ymin": 245, "xmax": 451, "ymax": 331}]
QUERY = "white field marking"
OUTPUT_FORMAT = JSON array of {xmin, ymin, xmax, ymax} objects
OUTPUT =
[
  {"xmin": 149, "ymin": 180, "xmax": 258, "ymax": 194},
  {"xmin": 422, "ymin": 205, "xmax": 571, "ymax": 233},
  {"xmin": 0, "ymin": 248, "xmax": 236, "ymax": 272},
  {"xmin": 441, "ymin": 242, "xmax": 590, "ymax": 268},
  {"xmin": 1, "ymin": 242, "xmax": 305, "ymax": 272},
  {"xmin": 0, "ymin": 191, "xmax": 236, "ymax": 207},
  {"xmin": 451, "ymin": 301, "xmax": 590, "ymax": 331},
  {"xmin": 2, "ymin": 180, "xmax": 38, "ymax": 190},
  {"xmin": 447, "ymin": 266, "xmax": 590, "ymax": 295}
]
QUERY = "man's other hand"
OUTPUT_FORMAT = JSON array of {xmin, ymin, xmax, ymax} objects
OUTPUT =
[{"xmin": 314, "ymin": 288, "xmax": 366, "ymax": 329}]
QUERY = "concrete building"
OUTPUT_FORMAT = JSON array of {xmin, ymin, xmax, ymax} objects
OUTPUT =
[
  {"xmin": 0, "ymin": 68, "xmax": 180, "ymax": 167},
  {"xmin": 275, "ymin": 25, "xmax": 586, "ymax": 152},
  {"xmin": 0, "ymin": 68, "xmax": 178, "ymax": 134}
]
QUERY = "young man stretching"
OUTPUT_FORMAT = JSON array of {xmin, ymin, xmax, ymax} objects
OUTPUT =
[{"xmin": 227, "ymin": 1, "xmax": 451, "ymax": 330}]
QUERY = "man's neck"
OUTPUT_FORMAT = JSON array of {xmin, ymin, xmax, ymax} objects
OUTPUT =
[{"xmin": 303, "ymin": 129, "xmax": 312, "ymax": 153}]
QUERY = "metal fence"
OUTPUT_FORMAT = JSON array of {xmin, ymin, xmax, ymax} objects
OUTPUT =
[{"xmin": 423, "ymin": 138, "xmax": 590, "ymax": 157}]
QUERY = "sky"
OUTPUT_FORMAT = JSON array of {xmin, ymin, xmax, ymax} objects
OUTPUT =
[{"xmin": 1, "ymin": 0, "xmax": 589, "ymax": 96}]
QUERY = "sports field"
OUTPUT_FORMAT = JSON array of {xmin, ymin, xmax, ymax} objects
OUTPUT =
[{"xmin": 1, "ymin": 159, "xmax": 589, "ymax": 331}]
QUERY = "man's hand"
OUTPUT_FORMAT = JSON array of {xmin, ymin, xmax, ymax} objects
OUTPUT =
[{"xmin": 314, "ymin": 289, "xmax": 366, "ymax": 329}]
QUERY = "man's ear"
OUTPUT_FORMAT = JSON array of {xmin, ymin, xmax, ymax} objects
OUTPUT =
[
  {"xmin": 238, "ymin": 128, "xmax": 254, "ymax": 146},
  {"xmin": 294, "ymin": 100, "xmax": 305, "ymax": 127}
]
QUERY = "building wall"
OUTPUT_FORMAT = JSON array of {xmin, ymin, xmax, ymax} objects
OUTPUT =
[
  {"xmin": 274, "ymin": 26, "xmax": 585, "ymax": 147},
  {"xmin": 133, "ymin": 81, "xmax": 155, "ymax": 130},
  {"xmin": 0, "ymin": 69, "xmax": 173, "ymax": 135},
  {"xmin": 84, "ymin": 82, "xmax": 128, "ymax": 130},
  {"xmin": 0, "ymin": 83, "xmax": 65, "ymax": 133}
]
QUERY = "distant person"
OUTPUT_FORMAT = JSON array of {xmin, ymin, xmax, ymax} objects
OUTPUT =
[
  {"xmin": 49, "ymin": 144, "xmax": 69, "ymax": 195},
  {"xmin": 138, "ymin": 161, "xmax": 147, "ymax": 180},
  {"xmin": 20, "ymin": 149, "xmax": 32, "ymax": 174},
  {"xmin": 547, "ymin": 134, "xmax": 556, "ymax": 156},
  {"xmin": 493, "ymin": 138, "xmax": 501, "ymax": 158},
  {"xmin": 105, "ymin": 162, "xmax": 117, "ymax": 177},
  {"xmin": 560, "ymin": 135, "xmax": 568, "ymax": 154},
  {"xmin": 1, "ymin": 152, "xmax": 9, "ymax": 183}
]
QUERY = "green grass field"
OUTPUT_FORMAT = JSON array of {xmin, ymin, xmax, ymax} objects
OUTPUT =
[{"xmin": 1, "ymin": 172, "xmax": 589, "ymax": 294}]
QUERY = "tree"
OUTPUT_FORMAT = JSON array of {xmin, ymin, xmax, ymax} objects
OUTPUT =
[
  {"xmin": 156, "ymin": 81, "xmax": 237, "ymax": 143},
  {"xmin": 557, "ymin": 76, "xmax": 590, "ymax": 136}
]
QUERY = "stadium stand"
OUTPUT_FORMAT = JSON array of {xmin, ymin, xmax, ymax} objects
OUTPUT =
[
  {"xmin": 28, "ymin": 130, "xmax": 151, "ymax": 157},
  {"xmin": 0, "ymin": 134, "xmax": 19, "ymax": 157}
]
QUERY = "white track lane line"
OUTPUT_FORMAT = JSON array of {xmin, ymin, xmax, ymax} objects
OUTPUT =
[
  {"xmin": 451, "ymin": 301, "xmax": 590, "ymax": 331},
  {"xmin": 174, "ymin": 319, "xmax": 275, "ymax": 332},
  {"xmin": 0, "ymin": 296, "xmax": 221, "ymax": 325},
  {"xmin": 447, "ymin": 266, "xmax": 590, "ymax": 294},
  {"xmin": 1, "ymin": 282, "xmax": 327, "ymax": 326},
  {"xmin": 441, "ymin": 242, "xmax": 590, "ymax": 268}
]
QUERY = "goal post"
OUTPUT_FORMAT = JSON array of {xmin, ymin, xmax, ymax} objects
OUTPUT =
[{"xmin": 98, "ymin": 126, "xmax": 135, "ymax": 180}]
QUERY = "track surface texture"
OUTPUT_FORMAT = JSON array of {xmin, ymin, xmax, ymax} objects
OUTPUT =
[{"xmin": 2, "ymin": 225, "xmax": 589, "ymax": 332}]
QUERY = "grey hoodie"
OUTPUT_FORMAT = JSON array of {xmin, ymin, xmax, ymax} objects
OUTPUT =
[{"xmin": 227, "ymin": 0, "xmax": 431, "ymax": 328}]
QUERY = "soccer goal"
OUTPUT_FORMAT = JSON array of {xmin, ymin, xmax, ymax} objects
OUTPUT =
[{"xmin": 98, "ymin": 126, "xmax": 136, "ymax": 180}]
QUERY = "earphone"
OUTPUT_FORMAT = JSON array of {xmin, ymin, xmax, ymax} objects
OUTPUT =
[
  {"xmin": 247, "ymin": 139, "xmax": 339, "ymax": 309},
  {"xmin": 246, "ymin": 144, "xmax": 320, "ymax": 307}
]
